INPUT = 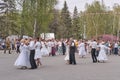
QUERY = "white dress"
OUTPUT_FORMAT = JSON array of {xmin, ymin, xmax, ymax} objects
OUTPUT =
[
  {"xmin": 34, "ymin": 41, "xmax": 42, "ymax": 59},
  {"xmin": 97, "ymin": 44, "xmax": 108, "ymax": 61},
  {"xmin": 47, "ymin": 41, "xmax": 52, "ymax": 54},
  {"xmin": 14, "ymin": 44, "xmax": 31, "ymax": 68},
  {"xmin": 64, "ymin": 45, "xmax": 69, "ymax": 60},
  {"xmin": 78, "ymin": 42, "xmax": 87, "ymax": 56},
  {"xmin": 41, "ymin": 41, "xmax": 49, "ymax": 56}
]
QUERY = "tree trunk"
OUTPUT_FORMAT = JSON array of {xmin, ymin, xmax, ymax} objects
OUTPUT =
[{"xmin": 33, "ymin": 18, "xmax": 37, "ymax": 38}]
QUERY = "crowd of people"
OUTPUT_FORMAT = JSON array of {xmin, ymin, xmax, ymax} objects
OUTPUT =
[{"xmin": 1, "ymin": 37, "xmax": 120, "ymax": 70}]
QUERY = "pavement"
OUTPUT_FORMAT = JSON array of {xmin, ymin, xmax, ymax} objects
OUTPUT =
[{"xmin": 0, "ymin": 51, "xmax": 120, "ymax": 80}]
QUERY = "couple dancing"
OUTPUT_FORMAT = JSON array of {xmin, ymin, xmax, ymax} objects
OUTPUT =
[
  {"xmin": 64, "ymin": 38, "xmax": 76, "ymax": 65},
  {"xmin": 14, "ymin": 38, "xmax": 42, "ymax": 70}
]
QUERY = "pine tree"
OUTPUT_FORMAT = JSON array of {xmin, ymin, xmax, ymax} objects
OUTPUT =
[
  {"xmin": 72, "ymin": 6, "xmax": 80, "ymax": 39},
  {"xmin": 61, "ymin": 1, "xmax": 72, "ymax": 38}
]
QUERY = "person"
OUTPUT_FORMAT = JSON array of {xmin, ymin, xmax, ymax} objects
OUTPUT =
[
  {"xmin": 4, "ymin": 38, "xmax": 11, "ymax": 54},
  {"xmin": 69, "ymin": 38, "xmax": 76, "ymax": 65},
  {"xmin": 90, "ymin": 39, "xmax": 97, "ymax": 63},
  {"xmin": 97, "ymin": 42, "xmax": 109, "ymax": 62},
  {"xmin": 41, "ymin": 40, "xmax": 49, "ymax": 56},
  {"xmin": 114, "ymin": 41, "xmax": 118, "ymax": 55},
  {"xmin": 64, "ymin": 40, "xmax": 70, "ymax": 64},
  {"xmin": 78, "ymin": 40, "xmax": 87, "ymax": 58},
  {"xmin": 29, "ymin": 38, "xmax": 37, "ymax": 69},
  {"xmin": 51, "ymin": 39, "xmax": 56, "ymax": 56},
  {"xmin": 62, "ymin": 40, "xmax": 66, "ymax": 55},
  {"xmin": 16, "ymin": 39, "xmax": 21, "ymax": 53},
  {"xmin": 34, "ymin": 37, "xmax": 42, "ymax": 67},
  {"xmin": 14, "ymin": 39, "xmax": 31, "ymax": 69}
]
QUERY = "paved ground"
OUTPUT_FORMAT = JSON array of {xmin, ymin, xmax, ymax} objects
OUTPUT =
[{"xmin": 0, "ymin": 51, "xmax": 120, "ymax": 80}]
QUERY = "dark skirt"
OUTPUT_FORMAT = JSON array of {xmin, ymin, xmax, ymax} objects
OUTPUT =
[{"xmin": 51, "ymin": 47, "xmax": 56, "ymax": 56}]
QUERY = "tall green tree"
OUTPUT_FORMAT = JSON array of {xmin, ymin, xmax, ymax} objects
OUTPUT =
[
  {"xmin": 61, "ymin": 1, "xmax": 72, "ymax": 38},
  {"xmin": 0, "ymin": 0, "xmax": 18, "ymax": 38},
  {"xmin": 20, "ymin": 0, "xmax": 57, "ymax": 37},
  {"xmin": 72, "ymin": 6, "xmax": 80, "ymax": 39},
  {"xmin": 80, "ymin": 1, "xmax": 113, "ymax": 38}
]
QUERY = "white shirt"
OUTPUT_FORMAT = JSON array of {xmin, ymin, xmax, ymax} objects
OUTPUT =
[
  {"xmin": 91, "ymin": 41, "xmax": 97, "ymax": 49},
  {"xmin": 114, "ymin": 43, "xmax": 118, "ymax": 48},
  {"xmin": 29, "ymin": 41, "xmax": 35, "ymax": 50}
]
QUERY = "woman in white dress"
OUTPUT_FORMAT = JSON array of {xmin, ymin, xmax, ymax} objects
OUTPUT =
[
  {"xmin": 97, "ymin": 42, "xmax": 109, "ymax": 62},
  {"xmin": 14, "ymin": 39, "xmax": 31, "ymax": 69},
  {"xmin": 34, "ymin": 38, "xmax": 42, "ymax": 66},
  {"xmin": 64, "ymin": 41, "xmax": 70, "ymax": 64},
  {"xmin": 41, "ymin": 40, "xmax": 49, "ymax": 56},
  {"xmin": 78, "ymin": 40, "xmax": 87, "ymax": 58}
]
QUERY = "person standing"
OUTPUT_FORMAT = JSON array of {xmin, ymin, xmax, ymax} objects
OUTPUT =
[
  {"xmin": 16, "ymin": 39, "xmax": 21, "ymax": 53},
  {"xmin": 69, "ymin": 38, "xmax": 76, "ymax": 65},
  {"xmin": 34, "ymin": 37, "xmax": 42, "ymax": 67},
  {"xmin": 90, "ymin": 39, "xmax": 97, "ymax": 63},
  {"xmin": 4, "ymin": 38, "xmax": 11, "ymax": 54},
  {"xmin": 62, "ymin": 40, "xmax": 66, "ymax": 55},
  {"xmin": 114, "ymin": 41, "xmax": 118, "ymax": 55},
  {"xmin": 29, "ymin": 38, "xmax": 37, "ymax": 69},
  {"xmin": 78, "ymin": 40, "xmax": 87, "ymax": 58}
]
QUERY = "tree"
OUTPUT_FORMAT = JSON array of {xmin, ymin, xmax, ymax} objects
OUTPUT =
[
  {"xmin": 0, "ymin": 0, "xmax": 18, "ymax": 38},
  {"xmin": 20, "ymin": 0, "xmax": 57, "ymax": 37},
  {"xmin": 61, "ymin": 1, "xmax": 72, "ymax": 38},
  {"xmin": 80, "ymin": 1, "xmax": 113, "ymax": 39},
  {"xmin": 72, "ymin": 6, "xmax": 80, "ymax": 39},
  {"xmin": 48, "ymin": 9, "xmax": 62, "ymax": 39}
]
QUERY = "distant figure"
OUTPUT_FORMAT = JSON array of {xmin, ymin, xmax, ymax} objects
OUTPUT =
[
  {"xmin": 4, "ymin": 38, "xmax": 11, "ymax": 54},
  {"xmin": 16, "ymin": 39, "xmax": 21, "ymax": 53},
  {"xmin": 78, "ymin": 40, "xmax": 87, "ymax": 58},
  {"xmin": 69, "ymin": 38, "xmax": 76, "ymax": 65},
  {"xmin": 62, "ymin": 40, "xmax": 66, "ymax": 55}
]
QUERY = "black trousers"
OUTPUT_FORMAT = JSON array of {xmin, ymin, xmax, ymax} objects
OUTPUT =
[
  {"xmin": 69, "ymin": 49, "xmax": 76, "ymax": 64},
  {"xmin": 62, "ymin": 48, "xmax": 66, "ymax": 55},
  {"xmin": 30, "ymin": 50, "xmax": 37, "ymax": 69},
  {"xmin": 91, "ymin": 48, "xmax": 97, "ymax": 62}
]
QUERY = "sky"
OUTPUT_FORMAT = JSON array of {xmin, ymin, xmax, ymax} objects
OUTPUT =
[{"xmin": 55, "ymin": 0, "xmax": 120, "ymax": 13}]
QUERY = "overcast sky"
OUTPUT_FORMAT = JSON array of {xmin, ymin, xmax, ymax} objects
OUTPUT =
[{"xmin": 55, "ymin": 0, "xmax": 120, "ymax": 13}]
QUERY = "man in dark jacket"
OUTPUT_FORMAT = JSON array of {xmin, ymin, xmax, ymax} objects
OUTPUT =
[{"xmin": 69, "ymin": 38, "xmax": 76, "ymax": 65}]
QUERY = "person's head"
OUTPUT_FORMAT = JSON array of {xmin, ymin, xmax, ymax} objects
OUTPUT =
[
  {"xmin": 20, "ymin": 39, "xmax": 25, "ymax": 43},
  {"xmin": 69, "ymin": 37, "xmax": 73, "ymax": 41},
  {"xmin": 26, "ymin": 40, "xmax": 29, "ymax": 45},
  {"xmin": 36, "ymin": 37, "xmax": 39, "ymax": 41}
]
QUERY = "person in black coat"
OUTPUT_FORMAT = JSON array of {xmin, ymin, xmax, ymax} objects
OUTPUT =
[
  {"xmin": 69, "ymin": 39, "xmax": 76, "ymax": 65},
  {"xmin": 62, "ymin": 40, "xmax": 66, "ymax": 55}
]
